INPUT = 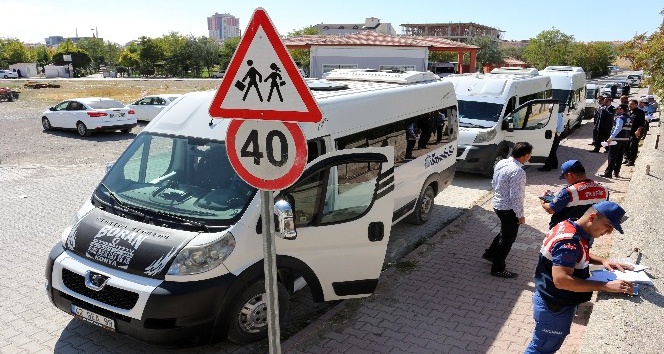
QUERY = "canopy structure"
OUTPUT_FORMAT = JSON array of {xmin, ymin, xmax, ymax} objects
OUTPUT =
[{"xmin": 284, "ymin": 31, "xmax": 479, "ymax": 74}]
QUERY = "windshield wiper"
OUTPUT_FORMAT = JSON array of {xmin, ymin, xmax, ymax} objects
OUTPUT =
[
  {"xmin": 459, "ymin": 121, "xmax": 487, "ymax": 128},
  {"xmin": 96, "ymin": 183, "xmax": 145, "ymax": 219},
  {"xmin": 96, "ymin": 183, "xmax": 210, "ymax": 232}
]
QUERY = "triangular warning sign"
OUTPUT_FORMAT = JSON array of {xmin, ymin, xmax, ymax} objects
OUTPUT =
[{"xmin": 209, "ymin": 8, "xmax": 322, "ymax": 123}]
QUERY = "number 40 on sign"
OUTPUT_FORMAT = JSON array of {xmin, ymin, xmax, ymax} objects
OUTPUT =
[{"xmin": 226, "ymin": 119, "xmax": 308, "ymax": 191}]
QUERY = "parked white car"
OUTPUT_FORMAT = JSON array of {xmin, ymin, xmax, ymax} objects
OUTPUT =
[
  {"xmin": 127, "ymin": 94, "xmax": 182, "ymax": 121},
  {"xmin": 211, "ymin": 71, "xmax": 225, "ymax": 78},
  {"xmin": 41, "ymin": 97, "xmax": 137, "ymax": 137},
  {"xmin": 0, "ymin": 69, "xmax": 19, "ymax": 79}
]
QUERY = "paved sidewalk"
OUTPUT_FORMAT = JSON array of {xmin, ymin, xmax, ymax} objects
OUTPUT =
[{"xmin": 284, "ymin": 119, "xmax": 639, "ymax": 353}]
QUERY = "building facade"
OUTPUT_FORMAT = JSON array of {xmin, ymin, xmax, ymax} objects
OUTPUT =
[
  {"xmin": 401, "ymin": 23, "xmax": 503, "ymax": 42},
  {"xmin": 207, "ymin": 13, "xmax": 241, "ymax": 42}
]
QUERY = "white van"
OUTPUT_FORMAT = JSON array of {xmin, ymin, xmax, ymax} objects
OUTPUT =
[
  {"xmin": 539, "ymin": 66, "xmax": 586, "ymax": 134},
  {"xmin": 443, "ymin": 69, "xmax": 559, "ymax": 176},
  {"xmin": 584, "ymin": 83, "xmax": 600, "ymax": 119},
  {"xmin": 45, "ymin": 70, "xmax": 459, "ymax": 345}
]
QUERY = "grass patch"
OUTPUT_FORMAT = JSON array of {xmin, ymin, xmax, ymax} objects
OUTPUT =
[{"xmin": 394, "ymin": 260, "xmax": 418, "ymax": 273}]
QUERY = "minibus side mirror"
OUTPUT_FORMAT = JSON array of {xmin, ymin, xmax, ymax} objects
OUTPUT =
[
  {"xmin": 274, "ymin": 199, "xmax": 297, "ymax": 240},
  {"xmin": 502, "ymin": 118, "xmax": 514, "ymax": 132}
]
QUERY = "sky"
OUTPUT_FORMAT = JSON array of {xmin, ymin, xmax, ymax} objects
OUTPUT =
[{"xmin": 2, "ymin": 0, "xmax": 663, "ymax": 45}]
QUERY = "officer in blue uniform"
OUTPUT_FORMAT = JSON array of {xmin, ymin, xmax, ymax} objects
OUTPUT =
[{"xmin": 525, "ymin": 201, "xmax": 634, "ymax": 354}]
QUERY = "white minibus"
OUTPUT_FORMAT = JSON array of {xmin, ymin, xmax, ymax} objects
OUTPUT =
[
  {"xmin": 45, "ymin": 70, "xmax": 459, "ymax": 345},
  {"xmin": 444, "ymin": 69, "xmax": 559, "ymax": 176},
  {"xmin": 540, "ymin": 66, "xmax": 586, "ymax": 135}
]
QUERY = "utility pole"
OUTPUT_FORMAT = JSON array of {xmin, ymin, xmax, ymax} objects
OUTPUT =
[{"xmin": 660, "ymin": 8, "xmax": 664, "ymax": 26}]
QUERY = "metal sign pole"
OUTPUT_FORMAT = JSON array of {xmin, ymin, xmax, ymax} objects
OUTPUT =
[{"xmin": 261, "ymin": 190, "xmax": 281, "ymax": 353}]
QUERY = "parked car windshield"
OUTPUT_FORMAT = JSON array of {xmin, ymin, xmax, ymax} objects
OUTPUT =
[
  {"xmin": 457, "ymin": 100, "xmax": 504, "ymax": 122},
  {"xmin": 95, "ymin": 133, "xmax": 256, "ymax": 229},
  {"xmin": 87, "ymin": 100, "xmax": 126, "ymax": 109}
]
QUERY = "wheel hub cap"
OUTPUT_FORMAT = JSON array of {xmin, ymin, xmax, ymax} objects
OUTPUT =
[{"xmin": 238, "ymin": 294, "xmax": 268, "ymax": 333}]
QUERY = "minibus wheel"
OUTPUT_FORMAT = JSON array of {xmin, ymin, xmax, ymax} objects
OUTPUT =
[
  {"xmin": 227, "ymin": 281, "xmax": 289, "ymax": 344},
  {"xmin": 408, "ymin": 185, "xmax": 435, "ymax": 225}
]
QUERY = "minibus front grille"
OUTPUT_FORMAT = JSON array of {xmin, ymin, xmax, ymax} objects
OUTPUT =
[{"xmin": 62, "ymin": 268, "xmax": 139, "ymax": 310}]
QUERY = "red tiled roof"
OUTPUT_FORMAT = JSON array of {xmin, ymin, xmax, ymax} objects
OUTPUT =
[{"xmin": 284, "ymin": 31, "xmax": 479, "ymax": 50}]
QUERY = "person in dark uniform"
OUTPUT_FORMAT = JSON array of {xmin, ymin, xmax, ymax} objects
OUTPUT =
[
  {"xmin": 623, "ymin": 99, "xmax": 646, "ymax": 166},
  {"xmin": 405, "ymin": 120, "xmax": 418, "ymax": 159},
  {"xmin": 540, "ymin": 160, "xmax": 608, "ymax": 229},
  {"xmin": 600, "ymin": 104, "xmax": 630, "ymax": 178},
  {"xmin": 591, "ymin": 97, "xmax": 615, "ymax": 153},
  {"xmin": 524, "ymin": 201, "xmax": 634, "ymax": 354},
  {"xmin": 610, "ymin": 83, "xmax": 618, "ymax": 100}
]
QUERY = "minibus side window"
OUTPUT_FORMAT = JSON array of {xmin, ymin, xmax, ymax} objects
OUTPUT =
[
  {"xmin": 288, "ymin": 170, "xmax": 327, "ymax": 227},
  {"xmin": 320, "ymin": 162, "xmax": 379, "ymax": 224},
  {"xmin": 504, "ymin": 97, "xmax": 516, "ymax": 117},
  {"xmin": 307, "ymin": 138, "xmax": 326, "ymax": 163}
]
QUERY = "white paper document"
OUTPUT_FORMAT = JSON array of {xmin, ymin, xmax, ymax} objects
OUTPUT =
[
  {"xmin": 601, "ymin": 141, "xmax": 618, "ymax": 147},
  {"xmin": 588, "ymin": 269, "xmax": 653, "ymax": 285}
]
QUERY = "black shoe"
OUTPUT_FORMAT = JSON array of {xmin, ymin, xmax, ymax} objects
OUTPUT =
[
  {"xmin": 622, "ymin": 160, "xmax": 629, "ymax": 165},
  {"xmin": 588, "ymin": 142, "xmax": 595, "ymax": 145},
  {"xmin": 614, "ymin": 173, "xmax": 620, "ymax": 178},
  {"xmin": 482, "ymin": 253, "xmax": 494, "ymax": 263},
  {"xmin": 599, "ymin": 173, "xmax": 612, "ymax": 178},
  {"xmin": 491, "ymin": 270, "xmax": 518, "ymax": 278},
  {"xmin": 625, "ymin": 162, "xmax": 635, "ymax": 167},
  {"xmin": 537, "ymin": 167, "xmax": 552, "ymax": 172},
  {"xmin": 590, "ymin": 149, "xmax": 600, "ymax": 153}
]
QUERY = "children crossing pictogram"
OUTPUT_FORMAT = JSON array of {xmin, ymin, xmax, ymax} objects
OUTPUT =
[{"xmin": 208, "ymin": 8, "xmax": 322, "ymax": 123}]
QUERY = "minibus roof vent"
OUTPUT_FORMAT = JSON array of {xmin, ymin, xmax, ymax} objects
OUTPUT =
[
  {"xmin": 322, "ymin": 69, "xmax": 439, "ymax": 84},
  {"xmin": 542, "ymin": 66, "xmax": 585, "ymax": 73},
  {"xmin": 489, "ymin": 67, "xmax": 539, "ymax": 76},
  {"xmin": 306, "ymin": 80, "xmax": 349, "ymax": 91}
]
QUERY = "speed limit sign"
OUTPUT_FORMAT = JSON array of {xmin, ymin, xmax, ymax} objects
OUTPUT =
[{"xmin": 226, "ymin": 119, "xmax": 308, "ymax": 190}]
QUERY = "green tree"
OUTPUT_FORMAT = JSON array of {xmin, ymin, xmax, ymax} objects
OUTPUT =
[
  {"xmin": 104, "ymin": 42, "xmax": 122, "ymax": 67},
  {"xmin": 570, "ymin": 41, "xmax": 615, "ymax": 77},
  {"xmin": 138, "ymin": 36, "xmax": 165, "ymax": 75},
  {"xmin": 523, "ymin": 28, "xmax": 575, "ymax": 69},
  {"xmin": 500, "ymin": 45, "xmax": 525, "ymax": 61},
  {"xmin": 468, "ymin": 36, "xmax": 503, "ymax": 71},
  {"xmin": 620, "ymin": 27, "xmax": 664, "ymax": 96},
  {"xmin": 219, "ymin": 36, "xmax": 241, "ymax": 70},
  {"xmin": 34, "ymin": 45, "xmax": 53, "ymax": 73},
  {"xmin": 0, "ymin": 38, "xmax": 33, "ymax": 65},
  {"xmin": 428, "ymin": 51, "xmax": 458, "ymax": 64},
  {"xmin": 190, "ymin": 36, "xmax": 220, "ymax": 77},
  {"xmin": 77, "ymin": 38, "xmax": 106, "ymax": 70},
  {"xmin": 118, "ymin": 50, "xmax": 139, "ymax": 76}
]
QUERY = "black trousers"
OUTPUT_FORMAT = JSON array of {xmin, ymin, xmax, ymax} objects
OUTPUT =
[
  {"xmin": 543, "ymin": 133, "xmax": 561, "ymax": 169},
  {"xmin": 605, "ymin": 141, "xmax": 627, "ymax": 175},
  {"xmin": 626, "ymin": 136, "xmax": 640, "ymax": 163},
  {"xmin": 405, "ymin": 139, "xmax": 416, "ymax": 158},
  {"xmin": 593, "ymin": 130, "xmax": 610, "ymax": 150},
  {"xmin": 485, "ymin": 209, "xmax": 520, "ymax": 273}
]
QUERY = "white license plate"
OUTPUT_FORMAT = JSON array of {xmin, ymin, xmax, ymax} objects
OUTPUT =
[
  {"xmin": 70, "ymin": 304, "xmax": 116, "ymax": 331},
  {"xmin": 109, "ymin": 112, "xmax": 125, "ymax": 118}
]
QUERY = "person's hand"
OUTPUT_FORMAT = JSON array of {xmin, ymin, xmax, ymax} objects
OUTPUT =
[
  {"xmin": 636, "ymin": 131, "xmax": 641, "ymax": 139},
  {"xmin": 517, "ymin": 217, "xmax": 526, "ymax": 224},
  {"xmin": 604, "ymin": 279, "xmax": 634, "ymax": 294},
  {"xmin": 606, "ymin": 138, "xmax": 612, "ymax": 144},
  {"xmin": 602, "ymin": 260, "xmax": 634, "ymax": 272}
]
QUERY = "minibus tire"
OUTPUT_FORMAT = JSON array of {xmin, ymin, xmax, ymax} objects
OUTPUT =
[
  {"xmin": 227, "ymin": 281, "xmax": 289, "ymax": 344},
  {"xmin": 407, "ymin": 185, "xmax": 435, "ymax": 225}
]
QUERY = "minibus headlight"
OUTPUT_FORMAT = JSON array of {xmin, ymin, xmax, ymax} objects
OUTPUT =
[
  {"xmin": 167, "ymin": 232, "xmax": 236, "ymax": 275},
  {"xmin": 473, "ymin": 128, "xmax": 497, "ymax": 143}
]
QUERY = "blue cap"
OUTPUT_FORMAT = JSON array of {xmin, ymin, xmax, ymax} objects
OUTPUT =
[
  {"xmin": 593, "ymin": 201, "xmax": 626, "ymax": 234},
  {"xmin": 560, "ymin": 160, "xmax": 582, "ymax": 179}
]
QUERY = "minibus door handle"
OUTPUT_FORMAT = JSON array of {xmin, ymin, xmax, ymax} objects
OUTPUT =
[{"xmin": 368, "ymin": 222, "xmax": 384, "ymax": 242}]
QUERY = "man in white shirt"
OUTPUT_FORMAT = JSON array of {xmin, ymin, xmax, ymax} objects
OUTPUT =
[{"xmin": 482, "ymin": 142, "xmax": 533, "ymax": 278}]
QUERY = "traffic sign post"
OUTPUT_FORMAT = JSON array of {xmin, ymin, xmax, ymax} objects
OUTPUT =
[{"xmin": 210, "ymin": 8, "xmax": 322, "ymax": 353}]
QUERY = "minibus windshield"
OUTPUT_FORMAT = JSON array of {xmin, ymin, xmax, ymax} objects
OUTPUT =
[
  {"xmin": 585, "ymin": 89, "xmax": 596, "ymax": 99},
  {"xmin": 95, "ymin": 133, "xmax": 256, "ymax": 228},
  {"xmin": 457, "ymin": 100, "xmax": 503, "ymax": 123}
]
